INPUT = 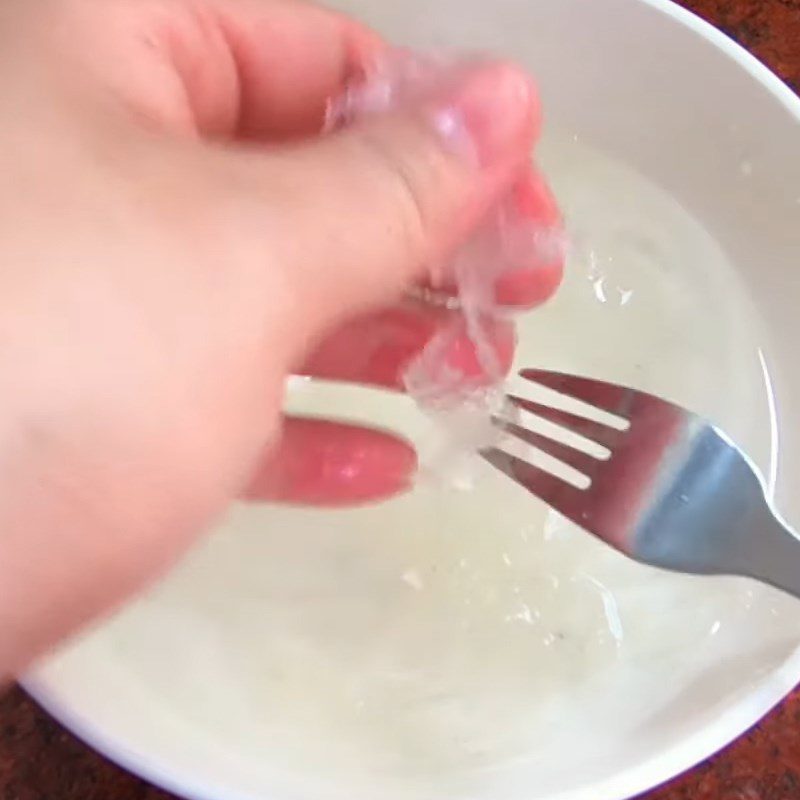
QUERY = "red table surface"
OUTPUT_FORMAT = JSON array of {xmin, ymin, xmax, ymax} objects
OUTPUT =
[{"xmin": 1, "ymin": 1, "xmax": 799, "ymax": 799}]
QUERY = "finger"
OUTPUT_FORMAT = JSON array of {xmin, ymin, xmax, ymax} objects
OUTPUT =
[
  {"xmin": 495, "ymin": 168, "xmax": 565, "ymax": 308},
  {"xmin": 163, "ymin": 0, "xmax": 381, "ymax": 138},
  {"xmin": 242, "ymin": 417, "xmax": 416, "ymax": 505},
  {"xmin": 242, "ymin": 61, "xmax": 540, "ymax": 342},
  {"xmin": 300, "ymin": 304, "xmax": 516, "ymax": 390},
  {"xmin": 214, "ymin": 0, "xmax": 382, "ymax": 138},
  {"xmin": 433, "ymin": 166, "xmax": 565, "ymax": 308},
  {"xmin": 494, "ymin": 168, "xmax": 565, "ymax": 307}
]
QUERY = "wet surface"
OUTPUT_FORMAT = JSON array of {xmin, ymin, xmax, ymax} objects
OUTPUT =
[{"xmin": 1, "ymin": 1, "xmax": 798, "ymax": 798}]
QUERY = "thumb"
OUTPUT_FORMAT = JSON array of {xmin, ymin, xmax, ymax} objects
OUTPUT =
[{"xmin": 251, "ymin": 61, "xmax": 539, "ymax": 331}]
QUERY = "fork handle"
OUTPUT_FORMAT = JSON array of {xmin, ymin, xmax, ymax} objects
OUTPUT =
[{"xmin": 742, "ymin": 505, "xmax": 800, "ymax": 600}]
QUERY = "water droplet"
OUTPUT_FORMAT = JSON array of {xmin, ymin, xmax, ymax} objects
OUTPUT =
[
  {"xmin": 401, "ymin": 569, "xmax": 424, "ymax": 591},
  {"xmin": 582, "ymin": 574, "xmax": 625, "ymax": 646},
  {"xmin": 586, "ymin": 250, "xmax": 634, "ymax": 307},
  {"xmin": 511, "ymin": 603, "xmax": 537, "ymax": 625},
  {"xmin": 592, "ymin": 275, "xmax": 608, "ymax": 303}
]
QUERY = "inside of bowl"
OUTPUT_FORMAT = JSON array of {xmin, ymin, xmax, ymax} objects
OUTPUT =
[{"xmin": 27, "ymin": 3, "xmax": 800, "ymax": 800}]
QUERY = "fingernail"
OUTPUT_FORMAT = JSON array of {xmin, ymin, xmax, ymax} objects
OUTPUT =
[
  {"xmin": 494, "ymin": 264, "xmax": 564, "ymax": 308},
  {"xmin": 318, "ymin": 435, "xmax": 418, "ymax": 503},
  {"xmin": 512, "ymin": 169, "xmax": 562, "ymax": 228},
  {"xmin": 432, "ymin": 63, "xmax": 537, "ymax": 167},
  {"xmin": 242, "ymin": 428, "xmax": 417, "ymax": 506}
]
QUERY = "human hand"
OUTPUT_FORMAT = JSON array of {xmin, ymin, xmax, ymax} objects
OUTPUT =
[{"xmin": 0, "ymin": 0, "xmax": 561, "ymax": 675}]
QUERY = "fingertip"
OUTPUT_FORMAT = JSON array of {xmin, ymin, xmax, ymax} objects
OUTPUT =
[
  {"xmin": 308, "ymin": 427, "xmax": 417, "ymax": 505},
  {"xmin": 494, "ymin": 263, "xmax": 563, "ymax": 307},
  {"xmin": 493, "ymin": 168, "xmax": 564, "ymax": 307},
  {"xmin": 242, "ymin": 419, "xmax": 417, "ymax": 506},
  {"xmin": 512, "ymin": 167, "xmax": 562, "ymax": 228}
]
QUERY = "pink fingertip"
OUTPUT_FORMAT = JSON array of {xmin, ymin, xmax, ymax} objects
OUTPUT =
[
  {"xmin": 512, "ymin": 168, "xmax": 562, "ymax": 228},
  {"xmin": 494, "ymin": 262, "xmax": 564, "ymax": 308},
  {"xmin": 243, "ymin": 422, "xmax": 417, "ymax": 506}
]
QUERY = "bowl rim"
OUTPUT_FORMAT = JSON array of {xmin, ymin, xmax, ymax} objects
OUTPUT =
[{"xmin": 21, "ymin": 2, "xmax": 800, "ymax": 799}]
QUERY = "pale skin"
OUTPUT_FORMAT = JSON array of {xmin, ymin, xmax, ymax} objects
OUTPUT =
[{"xmin": 0, "ymin": 0, "xmax": 562, "ymax": 680}]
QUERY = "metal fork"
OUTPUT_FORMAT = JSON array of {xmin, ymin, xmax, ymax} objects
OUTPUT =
[{"xmin": 483, "ymin": 369, "xmax": 800, "ymax": 599}]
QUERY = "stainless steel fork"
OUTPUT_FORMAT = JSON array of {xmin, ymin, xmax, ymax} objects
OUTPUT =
[{"xmin": 484, "ymin": 369, "xmax": 800, "ymax": 599}]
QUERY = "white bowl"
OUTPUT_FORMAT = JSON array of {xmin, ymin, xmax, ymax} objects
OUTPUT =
[{"xmin": 24, "ymin": 1, "xmax": 800, "ymax": 799}]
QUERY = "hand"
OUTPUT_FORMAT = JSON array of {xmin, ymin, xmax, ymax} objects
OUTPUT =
[{"xmin": 0, "ymin": 0, "xmax": 561, "ymax": 677}]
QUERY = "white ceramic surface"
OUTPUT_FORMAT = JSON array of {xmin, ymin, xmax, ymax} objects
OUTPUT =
[{"xmin": 23, "ymin": 1, "xmax": 800, "ymax": 799}]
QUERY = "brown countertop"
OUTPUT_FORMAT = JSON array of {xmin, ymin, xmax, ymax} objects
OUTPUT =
[{"xmin": 1, "ymin": 1, "xmax": 799, "ymax": 799}]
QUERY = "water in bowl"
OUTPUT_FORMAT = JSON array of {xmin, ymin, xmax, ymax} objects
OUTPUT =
[{"xmin": 48, "ymin": 135, "xmax": 800, "ymax": 799}]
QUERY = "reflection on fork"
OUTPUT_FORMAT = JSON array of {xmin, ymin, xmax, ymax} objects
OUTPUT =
[{"xmin": 484, "ymin": 370, "xmax": 800, "ymax": 600}]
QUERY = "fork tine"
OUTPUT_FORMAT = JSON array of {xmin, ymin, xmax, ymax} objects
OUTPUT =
[
  {"xmin": 495, "ymin": 418, "xmax": 602, "ymax": 477},
  {"xmin": 482, "ymin": 447, "xmax": 587, "ymax": 517},
  {"xmin": 507, "ymin": 394, "xmax": 624, "ymax": 450},
  {"xmin": 519, "ymin": 369, "xmax": 637, "ymax": 419}
]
